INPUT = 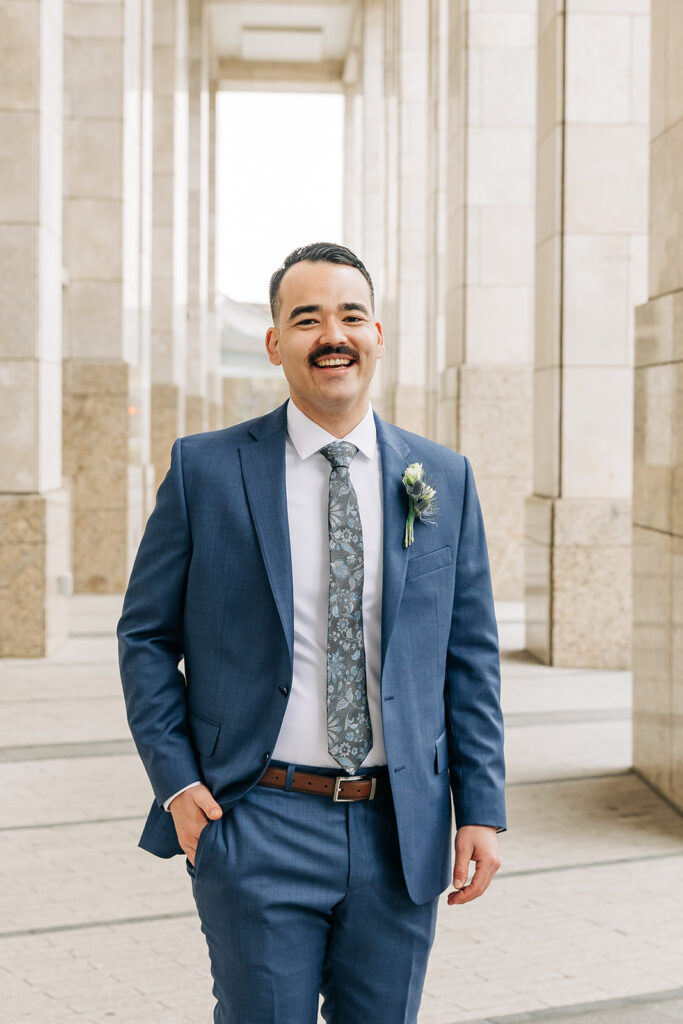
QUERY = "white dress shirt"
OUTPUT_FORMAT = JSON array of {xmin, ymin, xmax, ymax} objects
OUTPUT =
[{"xmin": 163, "ymin": 399, "xmax": 386, "ymax": 810}]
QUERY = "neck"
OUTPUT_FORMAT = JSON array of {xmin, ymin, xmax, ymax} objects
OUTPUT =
[{"xmin": 289, "ymin": 395, "xmax": 370, "ymax": 439}]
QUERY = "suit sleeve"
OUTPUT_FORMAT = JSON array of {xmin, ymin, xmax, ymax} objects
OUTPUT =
[
  {"xmin": 117, "ymin": 438, "xmax": 201, "ymax": 808},
  {"xmin": 445, "ymin": 455, "xmax": 506, "ymax": 832}
]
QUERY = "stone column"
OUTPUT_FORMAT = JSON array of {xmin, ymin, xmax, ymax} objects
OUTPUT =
[
  {"xmin": 342, "ymin": 10, "xmax": 363, "ymax": 257},
  {"xmin": 151, "ymin": 0, "xmax": 188, "ymax": 486},
  {"xmin": 185, "ymin": 0, "xmax": 209, "ymax": 435},
  {"xmin": 526, "ymin": 2, "xmax": 649, "ymax": 665},
  {"xmin": 382, "ymin": 0, "xmax": 430, "ymax": 436},
  {"xmin": 360, "ymin": 0, "xmax": 388, "ymax": 418},
  {"xmin": 62, "ymin": 0, "xmax": 154, "ymax": 593},
  {"xmin": 0, "ymin": 0, "xmax": 70, "ymax": 655},
  {"xmin": 632, "ymin": 0, "xmax": 683, "ymax": 810},
  {"xmin": 425, "ymin": 0, "xmax": 448, "ymax": 441},
  {"xmin": 207, "ymin": 81, "xmax": 223, "ymax": 430},
  {"xmin": 443, "ymin": 1, "xmax": 536, "ymax": 600}
]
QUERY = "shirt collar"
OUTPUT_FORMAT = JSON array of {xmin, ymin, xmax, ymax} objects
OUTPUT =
[{"xmin": 286, "ymin": 398, "xmax": 377, "ymax": 462}]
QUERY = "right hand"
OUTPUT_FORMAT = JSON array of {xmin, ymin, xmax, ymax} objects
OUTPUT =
[{"xmin": 169, "ymin": 783, "xmax": 223, "ymax": 866}]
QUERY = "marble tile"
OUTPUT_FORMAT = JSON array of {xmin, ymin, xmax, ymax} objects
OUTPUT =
[
  {"xmin": 63, "ymin": 360, "xmax": 128, "ymax": 396},
  {"xmin": 553, "ymin": 534, "xmax": 632, "ymax": 669},
  {"xmin": 66, "ymin": 3, "xmax": 124, "ymax": 39},
  {"xmin": 649, "ymin": 0, "xmax": 668, "ymax": 141},
  {"xmin": 64, "ymin": 37, "xmax": 123, "ymax": 120},
  {"xmin": 0, "ymin": 224, "xmax": 36, "ymax": 359},
  {"xmin": 535, "ymin": 126, "xmax": 563, "ymax": 245},
  {"xmin": 37, "ymin": 358, "xmax": 63, "ymax": 492},
  {"xmin": 73, "ymin": 506, "xmax": 128, "ymax": 593},
  {"xmin": 481, "ymin": 46, "xmax": 536, "ymax": 128},
  {"xmin": 553, "ymin": 497, "xmax": 631, "ymax": 547},
  {"xmin": 477, "ymin": 473, "xmax": 529, "ymax": 601},
  {"xmin": 468, "ymin": 12, "xmax": 535, "ymax": 48},
  {"xmin": 467, "ymin": 127, "xmax": 534, "ymax": 206},
  {"xmin": 634, "ymin": 293, "xmax": 675, "ymax": 368},
  {"xmin": 562, "ymin": 233, "xmax": 632, "ymax": 366},
  {"xmin": 561, "ymin": 366, "xmax": 633, "ymax": 499},
  {"xmin": 466, "ymin": 284, "xmax": 532, "ymax": 363},
  {"xmin": 534, "ymin": 234, "xmax": 562, "ymax": 369},
  {"xmin": 665, "ymin": 0, "xmax": 683, "ymax": 134},
  {"xmin": 532, "ymin": 366, "xmax": 560, "ymax": 496},
  {"xmin": 0, "ymin": 1, "xmax": 38, "ymax": 110},
  {"xmin": 479, "ymin": 207, "xmax": 534, "ymax": 288},
  {"xmin": 649, "ymin": 120, "xmax": 683, "ymax": 299},
  {"xmin": 185, "ymin": 393, "xmax": 208, "ymax": 436},
  {"xmin": 0, "ymin": 111, "xmax": 38, "ymax": 223},
  {"xmin": 0, "ymin": 360, "xmax": 37, "ymax": 492},
  {"xmin": 65, "ymin": 281, "xmax": 123, "ymax": 361},
  {"xmin": 64, "ymin": 117, "xmax": 123, "ymax": 200},
  {"xmin": 63, "ymin": 198, "xmax": 123, "ymax": 282},
  {"xmin": 565, "ymin": 13, "xmax": 632, "ymax": 124},
  {"xmin": 536, "ymin": 11, "xmax": 563, "ymax": 141},
  {"xmin": 631, "ymin": 13, "xmax": 651, "ymax": 126},
  {"xmin": 564, "ymin": 124, "xmax": 649, "ymax": 235},
  {"xmin": 633, "ymin": 363, "xmax": 676, "ymax": 532}
]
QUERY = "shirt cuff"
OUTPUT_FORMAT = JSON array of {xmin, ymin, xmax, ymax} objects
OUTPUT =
[{"xmin": 163, "ymin": 780, "xmax": 202, "ymax": 811}]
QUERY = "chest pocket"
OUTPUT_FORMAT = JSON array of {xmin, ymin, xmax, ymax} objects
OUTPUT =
[{"xmin": 406, "ymin": 545, "xmax": 452, "ymax": 581}]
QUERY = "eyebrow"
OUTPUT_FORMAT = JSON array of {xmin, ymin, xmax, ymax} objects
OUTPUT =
[{"xmin": 287, "ymin": 302, "xmax": 370, "ymax": 323}]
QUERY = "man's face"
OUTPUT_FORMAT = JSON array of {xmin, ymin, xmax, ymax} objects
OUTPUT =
[{"xmin": 265, "ymin": 260, "xmax": 384, "ymax": 428}]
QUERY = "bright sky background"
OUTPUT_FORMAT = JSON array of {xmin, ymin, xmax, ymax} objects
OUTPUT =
[{"xmin": 216, "ymin": 91, "xmax": 345, "ymax": 305}]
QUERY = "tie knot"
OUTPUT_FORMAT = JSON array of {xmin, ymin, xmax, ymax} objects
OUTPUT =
[{"xmin": 320, "ymin": 441, "xmax": 358, "ymax": 470}]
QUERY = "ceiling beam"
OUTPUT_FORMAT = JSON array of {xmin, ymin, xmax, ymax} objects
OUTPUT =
[{"xmin": 216, "ymin": 57, "xmax": 344, "ymax": 88}]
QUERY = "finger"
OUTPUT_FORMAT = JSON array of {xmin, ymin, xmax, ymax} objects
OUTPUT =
[
  {"xmin": 192, "ymin": 785, "xmax": 223, "ymax": 820},
  {"xmin": 452, "ymin": 841, "xmax": 473, "ymax": 891},
  {"xmin": 448, "ymin": 856, "xmax": 500, "ymax": 905}
]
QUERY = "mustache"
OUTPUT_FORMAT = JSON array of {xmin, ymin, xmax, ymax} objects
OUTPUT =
[{"xmin": 308, "ymin": 345, "xmax": 358, "ymax": 365}]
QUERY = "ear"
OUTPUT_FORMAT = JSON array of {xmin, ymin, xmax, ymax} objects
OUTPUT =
[
  {"xmin": 375, "ymin": 320, "xmax": 385, "ymax": 360},
  {"xmin": 265, "ymin": 326, "xmax": 282, "ymax": 366}
]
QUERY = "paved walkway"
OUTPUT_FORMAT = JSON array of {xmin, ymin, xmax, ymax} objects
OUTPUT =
[{"xmin": 1, "ymin": 597, "xmax": 682, "ymax": 1023}]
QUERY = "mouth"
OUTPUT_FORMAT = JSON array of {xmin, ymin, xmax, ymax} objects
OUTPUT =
[{"xmin": 310, "ymin": 351, "xmax": 358, "ymax": 371}]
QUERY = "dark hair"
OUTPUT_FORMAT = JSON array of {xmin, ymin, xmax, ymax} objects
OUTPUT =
[{"xmin": 269, "ymin": 242, "xmax": 375, "ymax": 325}]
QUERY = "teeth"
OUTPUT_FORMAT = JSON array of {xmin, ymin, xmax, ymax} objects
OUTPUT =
[{"xmin": 315, "ymin": 358, "xmax": 353, "ymax": 367}]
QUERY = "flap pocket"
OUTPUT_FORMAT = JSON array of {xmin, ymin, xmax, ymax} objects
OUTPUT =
[
  {"xmin": 406, "ymin": 545, "xmax": 452, "ymax": 581},
  {"xmin": 189, "ymin": 711, "xmax": 221, "ymax": 757},
  {"xmin": 434, "ymin": 727, "xmax": 449, "ymax": 774}
]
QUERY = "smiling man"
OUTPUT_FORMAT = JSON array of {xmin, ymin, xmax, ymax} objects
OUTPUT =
[{"xmin": 118, "ymin": 242, "xmax": 506, "ymax": 1023}]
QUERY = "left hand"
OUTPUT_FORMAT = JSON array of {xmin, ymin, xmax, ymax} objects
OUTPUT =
[{"xmin": 447, "ymin": 825, "xmax": 501, "ymax": 906}]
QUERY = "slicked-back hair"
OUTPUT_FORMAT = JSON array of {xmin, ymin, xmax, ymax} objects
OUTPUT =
[{"xmin": 269, "ymin": 242, "xmax": 375, "ymax": 326}]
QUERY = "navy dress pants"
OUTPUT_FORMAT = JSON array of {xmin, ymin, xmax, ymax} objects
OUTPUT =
[{"xmin": 186, "ymin": 761, "xmax": 440, "ymax": 1024}]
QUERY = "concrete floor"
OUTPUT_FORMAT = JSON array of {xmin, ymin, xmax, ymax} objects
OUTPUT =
[{"xmin": 1, "ymin": 598, "xmax": 682, "ymax": 1023}]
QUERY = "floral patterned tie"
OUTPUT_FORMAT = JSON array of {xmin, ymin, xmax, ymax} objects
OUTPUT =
[{"xmin": 319, "ymin": 442, "xmax": 372, "ymax": 772}]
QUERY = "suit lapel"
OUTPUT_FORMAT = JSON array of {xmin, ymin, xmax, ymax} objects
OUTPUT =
[
  {"xmin": 374, "ymin": 413, "xmax": 413, "ymax": 673},
  {"xmin": 239, "ymin": 402, "xmax": 294, "ymax": 669}
]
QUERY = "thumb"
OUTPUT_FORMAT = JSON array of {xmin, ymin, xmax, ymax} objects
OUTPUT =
[
  {"xmin": 453, "ymin": 838, "xmax": 473, "ymax": 890},
  {"xmin": 194, "ymin": 784, "xmax": 223, "ymax": 819}
]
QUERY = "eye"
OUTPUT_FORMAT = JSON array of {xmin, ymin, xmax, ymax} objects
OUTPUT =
[
  {"xmin": 344, "ymin": 316, "xmax": 363, "ymax": 323},
  {"xmin": 296, "ymin": 318, "xmax": 318, "ymax": 326}
]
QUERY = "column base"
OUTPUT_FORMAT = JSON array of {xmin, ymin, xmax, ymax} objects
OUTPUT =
[
  {"xmin": 64, "ymin": 361, "xmax": 153, "ymax": 593},
  {"xmin": 185, "ymin": 393, "xmax": 208, "ymax": 436},
  {"xmin": 525, "ymin": 495, "xmax": 631, "ymax": 668},
  {"xmin": 151, "ymin": 382, "xmax": 184, "ymax": 489},
  {"xmin": 0, "ymin": 489, "xmax": 70, "ymax": 657}
]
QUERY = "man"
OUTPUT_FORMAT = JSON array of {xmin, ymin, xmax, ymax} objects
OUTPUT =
[{"xmin": 118, "ymin": 242, "xmax": 505, "ymax": 1023}]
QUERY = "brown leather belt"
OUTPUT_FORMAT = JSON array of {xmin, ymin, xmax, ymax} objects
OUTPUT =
[{"xmin": 258, "ymin": 765, "xmax": 390, "ymax": 802}]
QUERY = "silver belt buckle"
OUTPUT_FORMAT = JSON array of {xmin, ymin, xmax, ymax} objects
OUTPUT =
[{"xmin": 333, "ymin": 774, "xmax": 377, "ymax": 802}]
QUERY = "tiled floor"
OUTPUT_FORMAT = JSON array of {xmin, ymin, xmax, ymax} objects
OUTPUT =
[{"xmin": 1, "ymin": 598, "xmax": 681, "ymax": 1023}]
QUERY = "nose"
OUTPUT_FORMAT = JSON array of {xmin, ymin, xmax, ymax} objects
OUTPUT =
[{"xmin": 318, "ymin": 315, "xmax": 348, "ymax": 345}]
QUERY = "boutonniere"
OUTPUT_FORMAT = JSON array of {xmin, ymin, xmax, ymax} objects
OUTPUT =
[{"xmin": 401, "ymin": 462, "xmax": 438, "ymax": 548}]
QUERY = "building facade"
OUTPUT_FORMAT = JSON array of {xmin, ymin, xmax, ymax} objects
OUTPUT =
[{"xmin": 0, "ymin": 0, "xmax": 680, "ymax": 811}]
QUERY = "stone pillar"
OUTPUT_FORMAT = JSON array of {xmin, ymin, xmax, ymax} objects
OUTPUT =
[
  {"xmin": 0, "ymin": 0, "xmax": 70, "ymax": 655},
  {"xmin": 342, "ymin": 9, "xmax": 363, "ymax": 257},
  {"xmin": 382, "ymin": 0, "xmax": 430, "ymax": 436},
  {"xmin": 443, "ymin": 1, "xmax": 536, "ymax": 600},
  {"xmin": 151, "ymin": 0, "xmax": 188, "ymax": 485},
  {"xmin": 360, "ymin": 0, "xmax": 388, "ymax": 418},
  {"xmin": 526, "ymin": 2, "xmax": 649, "ymax": 665},
  {"xmin": 185, "ymin": 0, "xmax": 209, "ymax": 435},
  {"xmin": 425, "ymin": 0, "xmax": 448, "ymax": 441},
  {"xmin": 632, "ymin": 0, "xmax": 683, "ymax": 810},
  {"xmin": 62, "ymin": 0, "xmax": 154, "ymax": 593},
  {"xmin": 207, "ymin": 81, "xmax": 223, "ymax": 430}
]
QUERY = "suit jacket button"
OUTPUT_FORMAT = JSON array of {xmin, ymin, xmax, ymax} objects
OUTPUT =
[{"xmin": 279, "ymin": 686, "xmax": 289, "ymax": 696}]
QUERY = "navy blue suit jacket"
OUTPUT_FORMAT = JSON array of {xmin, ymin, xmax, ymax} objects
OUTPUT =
[{"xmin": 117, "ymin": 400, "xmax": 505, "ymax": 905}]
